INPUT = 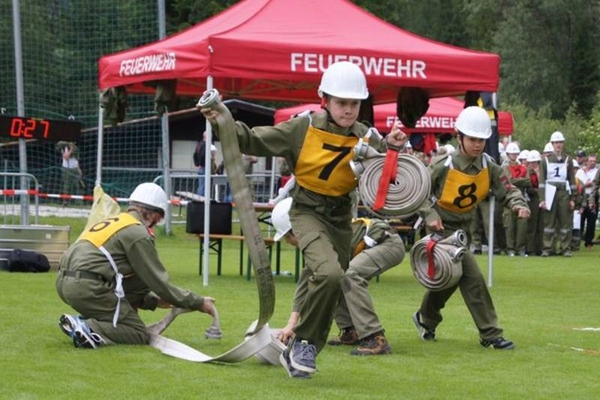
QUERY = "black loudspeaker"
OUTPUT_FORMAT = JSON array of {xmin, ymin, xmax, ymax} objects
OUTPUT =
[{"xmin": 186, "ymin": 201, "xmax": 233, "ymax": 234}]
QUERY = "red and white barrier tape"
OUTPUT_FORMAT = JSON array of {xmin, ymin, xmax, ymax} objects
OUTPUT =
[{"xmin": 0, "ymin": 189, "xmax": 189, "ymax": 206}]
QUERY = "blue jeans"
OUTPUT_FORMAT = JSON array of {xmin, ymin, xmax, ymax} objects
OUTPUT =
[{"xmin": 196, "ymin": 167, "xmax": 206, "ymax": 196}]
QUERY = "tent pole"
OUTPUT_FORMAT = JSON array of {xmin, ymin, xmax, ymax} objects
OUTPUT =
[
  {"xmin": 96, "ymin": 101, "xmax": 104, "ymax": 186},
  {"xmin": 270, "ymin": 156, "xmax": 277, "ymax": 201},
  {"xmin": 202, "ymin": 76, "xmax": 214, "ymax": 287},
  {"xmin": 161, "ymin": 111, "xmax": 172, "ymax": 235},
  {"xmin": 487, "ymin": 195, "xmax": 495, "ymax": 287}
]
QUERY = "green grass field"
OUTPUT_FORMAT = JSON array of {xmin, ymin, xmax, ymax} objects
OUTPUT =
[{"xmin": 1, "ymin": 217, "xmax": 599, "ymax": 399}]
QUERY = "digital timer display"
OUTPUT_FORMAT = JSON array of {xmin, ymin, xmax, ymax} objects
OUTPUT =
[{"xmin": 0, "ymin": 115, "xmax": 82, "ymax": 142}]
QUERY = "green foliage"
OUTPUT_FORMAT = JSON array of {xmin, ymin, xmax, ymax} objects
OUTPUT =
[
  {"xmin": 579, "ymin": 97, "xmax": 600, "ymax": 156},
  {"xmin": 504, "ymin": 97, "xmax": 600, "ymax": 155},
  {"xmin": 2, "ymin": 216, "xmax": 600, "ymax": 398},
  {"xmin": 1, "ymin": 0, "xmax": 599, "ymax": 131}
]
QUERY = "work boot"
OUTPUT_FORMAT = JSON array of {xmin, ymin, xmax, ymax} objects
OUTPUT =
[
  {"xmin": 350, "ymin": 332, "xmax": 391, "ymax": 356},
  {"xmin": 327, "ymin": 327, "xmax": 359, "ymax": 346}
]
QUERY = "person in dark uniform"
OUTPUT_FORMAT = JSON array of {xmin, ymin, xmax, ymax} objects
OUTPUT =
[
  {"xmin": 199, "ymin": 61, "xmax": 407, "ymax": 378},
  {"xmin": 412, "ymin": 106, "xmax": 529, "ymax": 350},
  {"xmin": 56, "ymin": 182, "xmax": 215, "ymax": 349},
  {"xmin": 525, "ymin": 150, "xmax": 544, "ymax": 255},
  {"xmin": 501, "ymin": 142, "xmax": 530, "ymax": 256}
]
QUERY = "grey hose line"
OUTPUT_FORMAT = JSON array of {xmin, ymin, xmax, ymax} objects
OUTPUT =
[
  {"xmin": 354, "ymin": 149, "xmax": 430, "ymax": 219},
  {"xmin": 197, "ymin": 89, "xmax": 275, "ymax": 333},
  {"xmin": 409, "ymin": 230, "xmax": 468, "ymax": 291}
]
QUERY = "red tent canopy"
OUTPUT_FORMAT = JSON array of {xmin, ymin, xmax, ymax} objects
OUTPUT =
[
  {"xmin": 98, "ymin": 0, "xmax": 500, "ymax": 103},
  {"xmin": 274, "ymin": 97, "xmax": 514, "ymax": 135}
]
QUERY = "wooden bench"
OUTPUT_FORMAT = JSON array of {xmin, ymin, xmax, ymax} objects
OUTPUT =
[
  {"xmin": 196, "ymin": 234, "xmax": 279, "ymax": 280},
  {"xmin": 388, "ymin": 221, "xmax": 414, "ymax": 233}
]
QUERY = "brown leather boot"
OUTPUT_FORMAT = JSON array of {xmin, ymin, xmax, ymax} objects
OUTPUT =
[
  {"xmin": 350, "ymin": 332, "xmax": 391, "ymax": 356},
  {"xmin": 327, "ymin": 327, "xmax": 359, "ymax": 346}
]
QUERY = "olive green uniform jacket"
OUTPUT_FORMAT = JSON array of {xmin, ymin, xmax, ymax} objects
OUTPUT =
[
  {"xmin": 538, "ymin": 153, "xmax": 577, "ymax": 254},
  {"xmin": 417, "ymin": 151, "xmax": 528, "ymax": 340},
  {"xmin": 221, "ymin": 110, "xmax": 386, "ymax": 352},
  {"xmin": 56, "ymin": 210, "xmax": 205, "ymax": 345}
]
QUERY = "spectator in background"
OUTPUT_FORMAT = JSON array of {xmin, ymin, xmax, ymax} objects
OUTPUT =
[
  {"xmin": 571, "ymin": 160, "xmax": 582, "ymax": 251},
  {"xmin": 526, "ymin": 150, "xmax": 544, "ymax": 256},
  {"xmin": 517, "ymin": 150, "xmax": 530, "ymax": 168},
  {"xmin": 542, "ymin": 142, "xmax": 554, "ymax": 158},
  {"xmin": 576, "ymin": 154, "xmax": 598, "ymax": 249},
  {"xmin": 575, "ymin": 150, "xmax": 587, "ymax": 170},
  {"xmin": 57, "ymin": 141, "xmax": 83, "ymax": 206},
  {"xmin": 193, "ymin": 131, "xmax": 217, "ymax": 198},
  {"xmin": 501, "ymin": 143, "xmax": 530, "ymax": 256},
  {"xmin": 538, "ymin": 131, "xmax": 577, "ymax": 257}
]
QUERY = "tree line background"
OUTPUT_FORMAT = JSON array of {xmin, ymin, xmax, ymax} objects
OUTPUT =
[{"xmin": 1, "ymin": 0, "xmax": 599, "ymax": 156}]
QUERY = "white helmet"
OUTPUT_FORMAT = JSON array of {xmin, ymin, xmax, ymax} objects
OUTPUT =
[
  {"xmin": 272, "ymin": 197, "xmax": 293, "ymax": 241},
  {"xmin": 518, "ymin": 150, "xmax": 530, "ymax": 160},
  {"xmin": 527, "ymin": 150, "xmax": 541, "ymax": 162},
  {"xmin": 543, "ymin": 142, "xmax": 554, "ymax": 153},
  {"xmin": 550, "ymin": 131, "xmax": 565, "ymax": 142},
  {"xmin": 455, "ymin": 106, "xmax": 492, "ymax": 139},
  {"xmin": 318, "ymin": 61, "xmax": 369, "ymax": 100},
  {"xmin": 505, "ymin": 142, "xmax": 520, "ymax": 154},
  {"xmin": 129, "ymin": 182, "xmax": 168, "ymax": 217}
]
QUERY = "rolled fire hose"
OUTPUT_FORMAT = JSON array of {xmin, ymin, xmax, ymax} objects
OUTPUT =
[
  {"xmin": 353, "ymin": 146, "xmax": 430, "ymax": 219},
  {"xmin": 409, "ymin": 230, "xmax": 468, "ymax": 291},
  {"xmin": 147, "ymin": 89, "xmax": 280, "ymax": 364}
]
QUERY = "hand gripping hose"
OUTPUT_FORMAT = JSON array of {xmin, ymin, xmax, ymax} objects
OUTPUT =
[
  {"xmin": 146, "ymin": 90, "xmax": 280, "ymax": 364},
  {"xmin": 352, "ymin": 146, "xmax": 430, "ymax": 219},
  {"xmin": 409, "ymin": 230, "xmax": 468, "ymax": 291},
  {"xmin": 88, "ymin": 185, "xmax": 279, "ymax": 363},
  {"xmin": 197, "ymin": 89, "xmax": 275, "ymax": 332}
]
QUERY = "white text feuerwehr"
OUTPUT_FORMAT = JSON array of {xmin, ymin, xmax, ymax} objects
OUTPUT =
[{"xmin": 291, "ymin": 53, "xmax": 427, "ymax": 79}]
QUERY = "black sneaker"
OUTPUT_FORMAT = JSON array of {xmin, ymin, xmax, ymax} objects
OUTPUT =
[
  {"xmin": 412, "ymin": 311, "xmax": 436, "ymax": 341},
  {"xmin": 327, "ymin": 327, "xmax": 359, "ymax": 346},
  {"xmin": 289, "ymin": 339, "xmax": 317, "ymax": 373},
  {"xmin": 279, "ymin": 348, "xmax": 311, "ymax": 379},
  {"xmin": 350, "ymin": 332, "xmax": 391, "ymax": 356},
  {"xmin": 480, "ymin": 337, "xmax": 515, "ymax": 350}
]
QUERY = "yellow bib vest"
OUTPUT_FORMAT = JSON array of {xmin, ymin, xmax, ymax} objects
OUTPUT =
[
  {"xmin": 80, "ymin": 213, "xmax": 141, "ymax": 247},
  {"xmin": 79, "ymin": 212, "xmax": 141, "ymax": 327},
  {"xmin": 437, "ymin": 157, "xmax": 490, "ymax": 213},
  {"xmin": 295, "ymin": 124, "xmax": 359, "ymax": 196}
]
